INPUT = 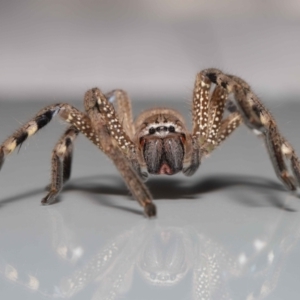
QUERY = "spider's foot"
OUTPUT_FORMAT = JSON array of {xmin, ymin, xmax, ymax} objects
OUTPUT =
[
  {"xmin": 140, "ymin": 171, "xmax": 149, "ymax": 182},
  {"xmin": 41, "ymin": 189, "xmax": 59, "ymax": 205},
  {"xmin": 0, "ymin": 146, "xmax": 4, "ymax": 170},
  {"xmin": 291, "ymin": 154, "xmax": 300, "ymax": 187},
  {"xmin": 144, "ymin": 202, "xmax": 156, "ymax": 218},
  {"xmin": 281, "ymin": 172, "xmax": 297, "ymax": 191},
  {"xmin": 183, "ymin": 165, "xmax": 198, "ymax": 177}
]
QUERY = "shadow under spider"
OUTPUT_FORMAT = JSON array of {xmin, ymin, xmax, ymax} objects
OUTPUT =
[
  {"xmin": 0, "ymin": 174, "xmax": 297, "ymax": 212},
  {"xmin": 66, "ymin": 174, "xmax": 295, "ymax": 211}
]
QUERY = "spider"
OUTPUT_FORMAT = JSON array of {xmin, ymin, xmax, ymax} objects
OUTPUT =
[{"xmin": 0, "ymin": 68, "xmax": 299, "ymax": 217}]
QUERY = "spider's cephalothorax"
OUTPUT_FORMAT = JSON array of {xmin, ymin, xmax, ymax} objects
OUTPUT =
[{"xmin": 1, "ymin": 69, "xmax": 300, "ymax": 217}]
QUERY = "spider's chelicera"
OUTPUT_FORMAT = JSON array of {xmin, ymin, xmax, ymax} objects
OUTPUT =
[{"xmin": 1, "ymin": 68, "xmax": 299, "ymax": 217}]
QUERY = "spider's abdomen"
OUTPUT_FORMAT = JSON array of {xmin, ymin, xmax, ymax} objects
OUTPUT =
[{"xmin": 142, "ymin": 135, "xmax": 185, "ymax": 175}]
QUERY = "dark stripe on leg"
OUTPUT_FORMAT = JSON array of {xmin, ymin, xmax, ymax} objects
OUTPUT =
[
  {"xmin": 63, "ymin": 134, "xmax": 76, "ymax": 183},
  {"xmin": 50, "ymin": 126, "xmax": 79, "ymax": 190},
  {"xmin": 63, "ymin": 137, "xmax": 73, "ymax": 181},
  {"xmin": 0, "ymin": 105, "xmax": 62, "ymax": 173},
  {"xmin": 15, "ymin": 131, "xmax": 28, "ymax": 147},
  {"xmin": 0, "ymin": 147, "xmax": 4, "ymax": 170},
  {"xmin": 63, "ymin": 152, "xmax": 73, "ymax": 183},
  {"xmin": 291, "ymin": 154, "xmax": 300, "ymax": 186},
  {"xmin": 206, "ymin": 72, "xmax": 217, "ymax": 84},
  {"xmin": 65, "ymin": 137, "xmax": 72, "ymax": 147},
  {"xmin": 36, "ymin": 110, "xmax": 54, "ymax": 129},
  {"xmin": 42, "ymin": 152, "xmax": 63, "ymax": 205},
  {"xmin": 265, "ymin": 123, "xmax": 296, "ymax": 191}
]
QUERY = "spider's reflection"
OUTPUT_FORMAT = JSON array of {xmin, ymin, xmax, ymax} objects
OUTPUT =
[
  {"xmin": 54, "ymin": 199, "xmax": 300, "ymax": 299},
  {"xmin": 1, "ymin": 197, "xmax": 300, "ymax": 300}
]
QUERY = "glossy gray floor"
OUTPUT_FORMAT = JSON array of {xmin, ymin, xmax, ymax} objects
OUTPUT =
[{"xmin": 0, "ymin": 100, "xmax": 300, "ymax": 300}]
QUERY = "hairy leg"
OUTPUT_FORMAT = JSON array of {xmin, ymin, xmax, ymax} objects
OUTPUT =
[
  {"xmin": 200, "ymin": 68, "xmax": 300, "ymax": 190},
  {"xmin": 105, "ymin": 89, "xmax": 135, "ymax": 139},
  {"xmin": 184, "ymin": 75, "xmax": 229, "ymax": 176},
  {"xmin": 43, "ymin": 126, "xmax": 79, "ymax": 204},
  {"xmin": 201, "ymin": 112, "xmax": 243, "ymax": 155},
  {"xmin": 0, "ymin": 104, "xmax": 103, "ymax": 202},
  {"xmin": 84, "ymin": 88, "xmax": 155, "ymax": 215},
  {"xmin": 1, "ymin": 104, "xmax": 64, "ymax": 169},
  {"xmin": 0, "ymin": 100, "xmax": 156, "ymax": 216},
  {"xmin": 0, "ymin": 104, "xmax": 102, "ymax": 167},
  {"xmin": 85, "ymin": 88, "xmax": 148, "ymax": 180},
  {"xmin": 109, "ymin": 146, "xmax": 156, "ymax": 217},
  {"xmin": 44, "ymin": 92, "xmax": 117, "ymax": 200}
]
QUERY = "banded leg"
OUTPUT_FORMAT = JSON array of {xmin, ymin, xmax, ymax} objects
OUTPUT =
[
  {"xmin": 0, "ymin": 103, "xmax": 103, "ymax": 204},
  {"xmin": 0, "ymin": 99, "xmax": 156, "ymax": 217},
  {"xmin": 43, "ymin": 126, "xmax": 79, "ymax": 204},
  {"xmin": 0, "ymin": 104, "xmax": 64, "ymax": 170},
  {"xmin": 0, "ymin": 104, "xmax": 102, "ymax": 166},
  {"xmin": 200, "ymin": 68, "xmax": 300, "ymax": 190}
]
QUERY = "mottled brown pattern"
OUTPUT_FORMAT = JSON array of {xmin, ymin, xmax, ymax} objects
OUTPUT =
[
  {"xmin": 1, "ymin": 69, "xmax": 300, "ymax": 216},
  {"xmin": 43, "ymin": 126, "xmax": 80, "ymax": 204},
  {"xmin": 201, "ymin": 68, "xmax": 300, "ymax": 190},
  {"xmin": 106, "ymin": 89, "xmax": 135, "ymax": 139},
  {"xmin": 192, "ymin": 74, "xmax": 211, "ymax": 140},
  {"xmin": 206, "ymin": 86, "xmax": 228, "ymax": 145}
]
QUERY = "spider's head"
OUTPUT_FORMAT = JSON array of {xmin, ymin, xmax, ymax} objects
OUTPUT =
[{"xmin": 135, "ymin": 109, "xmax": 188, "ymax": 176}]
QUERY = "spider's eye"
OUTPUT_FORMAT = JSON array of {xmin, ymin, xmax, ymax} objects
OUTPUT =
[
  {"xmin": 156, "ymin": 126, "xmax": 168, "ymax": 132},
  {"xmin": 149, "ymin": 127, "xmax": 155, "ymax": 134},
  {"xmin": 169, "ymin": 126, "xmax": 175, "ymax": 132}
]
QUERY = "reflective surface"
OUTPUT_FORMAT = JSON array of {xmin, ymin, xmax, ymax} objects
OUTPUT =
[{"xmin": 0, "ymin": 101, "xmax": 300, "ymax": 299}]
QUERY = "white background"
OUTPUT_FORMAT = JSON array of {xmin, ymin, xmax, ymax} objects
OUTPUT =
[{"xmin": 1, "ymin": 0, "xmax": 300, "ymax": 102}]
